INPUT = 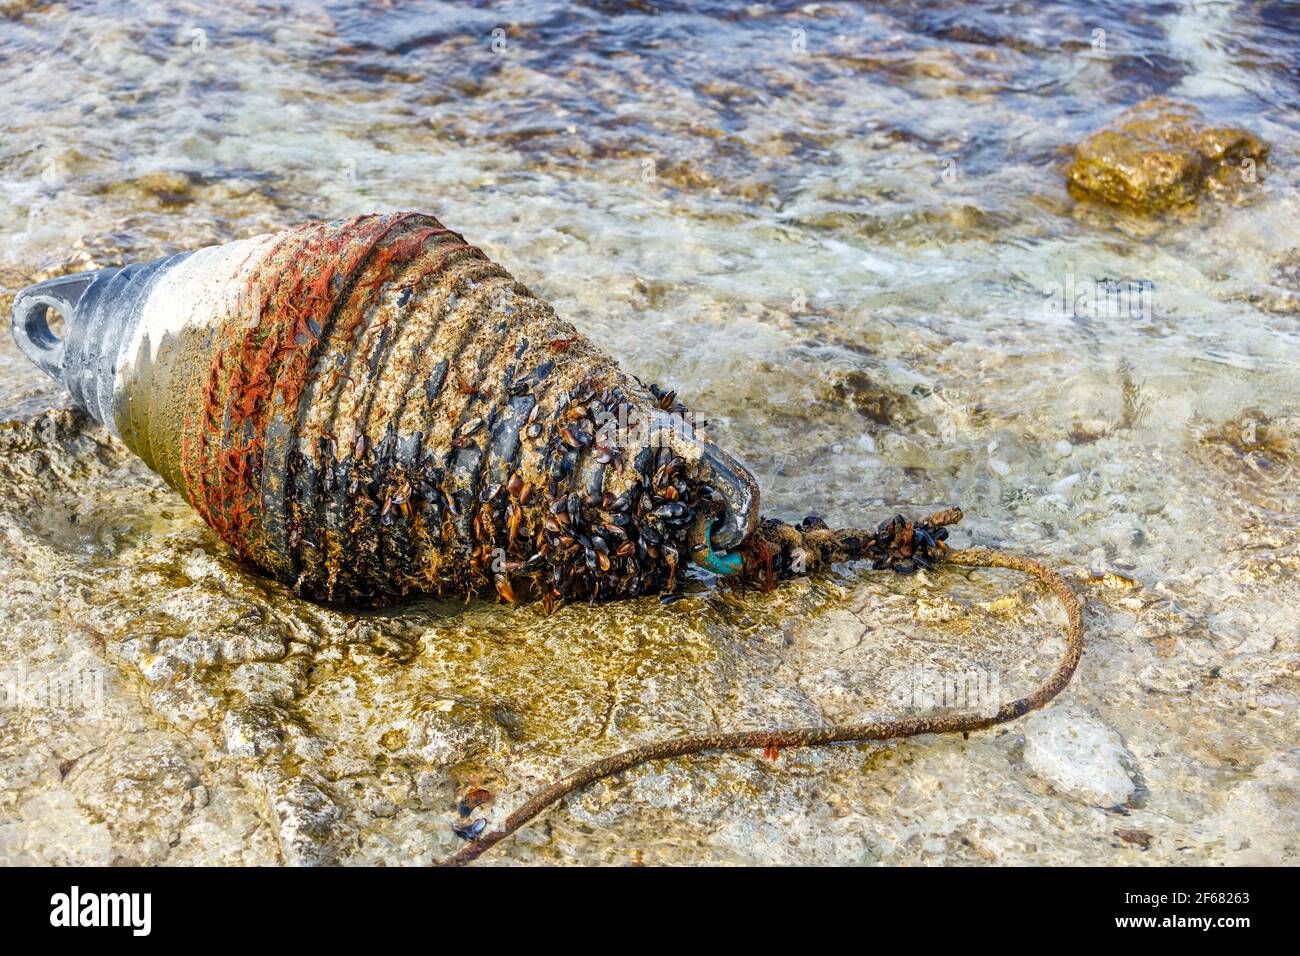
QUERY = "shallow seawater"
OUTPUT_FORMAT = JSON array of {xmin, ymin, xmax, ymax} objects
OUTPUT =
[{"xmin": 0, "ymin": 0, "xmax": 1297, "ymax": 865}]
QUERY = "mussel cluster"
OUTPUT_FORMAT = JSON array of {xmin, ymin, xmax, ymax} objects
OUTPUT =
[
  {"xmin": 286, "ymin": 373, "xmax": 726, "ymax": 607},
  {"xmin": 530, "ymin": 442, "xmax": 717, "ymax": 613},
  {"xmin": 745, "ymin": 510, "xmax": 955, "ymax": 588},
  {"xmin": 867, "ymin": 513, "xmax": 950, "ymax": 573},
  {"xmin": 525, "ymin": 387, "xmax": 724, "ymax": 610}
]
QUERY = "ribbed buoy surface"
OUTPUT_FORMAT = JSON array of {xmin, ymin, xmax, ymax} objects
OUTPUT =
[{"xmin": 12, "ymin": 213, "xmax": 759, "ymax": 604}]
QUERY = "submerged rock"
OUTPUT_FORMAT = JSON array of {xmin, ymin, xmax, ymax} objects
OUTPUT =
[
  {"xmin": 1066, "ymin": 97, "xmax": 1269, "ymax": 212},
  {"xmin": 63, "ymin": 733, "xmax": 205, "ymax": 865},
  {"xmin": 1023, "ymin": 703, "xmax": 1138, "ymax": 807},
  {"xmin": 821, "ymin": 369, "xmax": 916, "ymax": 426}
]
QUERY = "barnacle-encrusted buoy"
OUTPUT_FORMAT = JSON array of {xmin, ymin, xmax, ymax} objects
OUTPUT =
[{"xmin": 12, "ymin": 212, "xmax": 758, "ymax": 605}]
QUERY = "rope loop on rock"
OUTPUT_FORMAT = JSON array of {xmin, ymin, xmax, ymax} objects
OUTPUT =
[{"xmin": 433, "ymin": 507, "xmax": 1084, "ymax": 866}]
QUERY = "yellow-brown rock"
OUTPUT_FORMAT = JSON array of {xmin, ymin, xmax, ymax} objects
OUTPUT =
[{"xmin": 1066, "ymin": 97, "xmax": 1269, "ymax": 212}]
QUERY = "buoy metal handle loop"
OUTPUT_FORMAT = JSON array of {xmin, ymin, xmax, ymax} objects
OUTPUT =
[{"xmin": 10, "ymin": 269, "xmax": 116, "ymax": 381}]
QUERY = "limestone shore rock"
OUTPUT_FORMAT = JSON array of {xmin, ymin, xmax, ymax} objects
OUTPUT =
[
  {"xmin": 1066, "ymin": 97, "xmax": 1269, "ymax": 212},
  {"xmin": 1023, "ymin": 703, "xmax": 1138, "ymax": 807}
]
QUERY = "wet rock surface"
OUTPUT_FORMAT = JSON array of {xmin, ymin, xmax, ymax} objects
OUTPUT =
[
  {"xmin": 1, "ymin": 402, "xmax": 1293, "ymax": 865},
  {"xmin": 820, "ymin": 369, "xmax": 918, "ymax": 427},
  {"xmin": 1066, "ymin": 97, "xmax": 1269, "ymax": 212},
  {"xmin": 2, "ymin": 1, "xmax": 1298, "ymax": 865},
  {"xmin": 1024, "ymin": 703, "xmax": 1138, "ymax": 807}
]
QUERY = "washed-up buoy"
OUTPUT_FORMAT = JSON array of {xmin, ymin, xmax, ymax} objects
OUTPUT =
[{"xmin": 12, "ymin": 212, "xmax": 760, "ymax": 605}]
